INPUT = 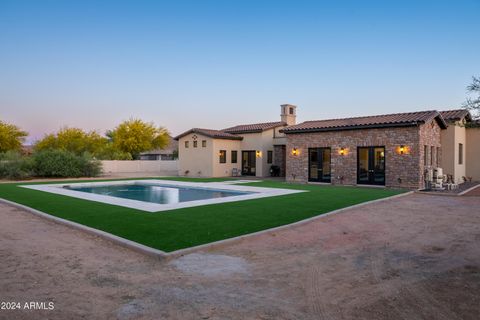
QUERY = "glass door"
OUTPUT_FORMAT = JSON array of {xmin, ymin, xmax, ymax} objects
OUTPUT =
[
  {"xmin": 308, "ymin": 148, "xmax": 331, "ymax": 182},
  {"xmin": 242, "ymin": 151, "xmax": 256, "ymax": 176},
  {"xmin": 357, "ymin": 147, "xmax": 385, "ymax": 185}
]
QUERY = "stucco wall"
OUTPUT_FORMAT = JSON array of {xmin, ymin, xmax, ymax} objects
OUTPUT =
[
  {"xmin": 177, "ymin": 134, "xmax": 215, "ymax": 177},
  {"xmin": 284, "ymin": 123, "xmax": 444, "ymax": 189},
  {"xmin": 177, "ymin": 126, "xmax": 288, "ymax": 178},
  {"xmin": 212, "ymin": 139, "xmax": 242, "ymax": 177},
  {"xmin": 440, "ymin": 123, "xmax": 466, "ymax": 183},
  {"xmin": 101, "ymin": 160, "xmax": 178, "ymax": 175},
  {"xmin": 239, "ymin": 130, "xmax": 277, "ymax": 177},
  {"xmin": 466, "ymin": 127, "xmax": 480, "ymax": 181}
]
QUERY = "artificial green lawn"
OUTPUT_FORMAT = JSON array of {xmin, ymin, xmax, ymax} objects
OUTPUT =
[{"xmin": 0, "ymin": 178, "xmax": 405, "ymax": 252}]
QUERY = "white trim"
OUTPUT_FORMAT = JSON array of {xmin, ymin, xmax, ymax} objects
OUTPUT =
[
  {"xmin": 21, "ymin": 180, "xmax": 305, "ymax": 212},
  {"xmin": 0, "ymin": 190, "xmax": 413, "ymax": 258}
]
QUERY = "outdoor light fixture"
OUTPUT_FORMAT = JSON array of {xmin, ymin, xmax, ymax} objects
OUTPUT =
[
  {"xmin": 292, "ymin": 148, "xmax": 298, "ymax": 156},
  {"xmin": 339, "ymin": 147, "xmax": 346, "ymax": 156},
  {"xmin": 397, "ymin": 145, "xmax": 409, "ymax": 155},
  {"xmin": 256, "ymin": 150, "xmax": 262, "ymax": 158}
]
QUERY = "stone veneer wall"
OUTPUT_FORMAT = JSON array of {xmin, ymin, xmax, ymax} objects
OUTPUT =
[
  {"xmin": 273, "ymin": 145, "xmax": 286, "ymax": 176},
  {"xmin": 418, "ymin": 120, "xmax": 443, "ymax": 188},
  {"xmin": 285, "ymin": 122, "xmax": 442, "ymax": 189}
]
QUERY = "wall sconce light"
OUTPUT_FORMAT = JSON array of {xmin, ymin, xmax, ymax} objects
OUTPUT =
[
  {"xmin": 397, "ymin": 145, "xmax": 409, "ymax": 155},
  {"xmin": 339, "ymin": 147, "xmax": 346, "ymax": 156},
  {"xmin": 292, "ymin": 148, "xmax": 299, "ymax": 156},
  {"xmin": 256, "ymin": 150, "xmax": 262, "ymax": 158}
]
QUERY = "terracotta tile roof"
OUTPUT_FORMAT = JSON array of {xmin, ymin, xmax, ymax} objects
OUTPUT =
[
  {"xmin": 174, "ymin": 128, "xmax": 243, "ymax": 141},
  {"xmin": 223, "ymin": 121, "xmax": 287, "ymax": 134},
  {"xmin": 439, "ymin": 109, "xmax": 472, "ymax": 122},
  {"xmin": 282, "ymin": 110, "xmax": 447, "ymax": 133}
]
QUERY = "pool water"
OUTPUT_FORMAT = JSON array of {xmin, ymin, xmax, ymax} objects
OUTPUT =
[{"xmin": 65, "ymin": 184, "xmax": 253, "ymax": 204}]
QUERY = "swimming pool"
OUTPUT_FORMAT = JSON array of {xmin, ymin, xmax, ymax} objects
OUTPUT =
[
  {"xmin": 22, "ymin": 180, "xmax": 305, "ymax": 212},
  {"xmin": 64, "ymin": 183, "xmax": 253, "ymax": 204}
]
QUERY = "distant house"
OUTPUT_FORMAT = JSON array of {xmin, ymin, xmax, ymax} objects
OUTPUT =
[
  {"xmin": 139, "ymin": 136, "xmax": 178, "ymax": 160},
  {"xmin": 175, "ymin": 105, "xmax": 480, "ymax": 189}
]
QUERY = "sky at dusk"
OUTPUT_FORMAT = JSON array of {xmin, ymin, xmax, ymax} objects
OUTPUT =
[{"xmin": 1, "ymin": 0, "xmax": 479, "ymax": 143}]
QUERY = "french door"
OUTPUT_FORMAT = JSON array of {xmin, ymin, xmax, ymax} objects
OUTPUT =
[
  {"xmin": 308, "ymin": 148, "xmax": 331, "ymax": 182},
  {"xmin": 357, "ymin": 147, "xmax": 385, "ymax": 185},
  {"xmin": 242, "ymin": 151, "xmax": 256, "ymax": 176}
]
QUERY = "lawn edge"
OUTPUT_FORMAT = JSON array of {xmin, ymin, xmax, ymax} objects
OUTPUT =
[
  {"xmin": 0, "ymin": 197, "xmax": 169, "ymax": 259},
  {"xmin": 0, "ymin": 190, "xmax": 413, "ymax": 259}
]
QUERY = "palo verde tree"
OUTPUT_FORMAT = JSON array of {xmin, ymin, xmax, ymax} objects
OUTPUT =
[
  {"xmin": 34, "ymin": 127, "xmax": 108, "ymax": 156},
  {"xmin": 109, "ymin": 118, "xmax": 170, "ymax": 159},
  {"xmin": 0, "ymin": 120, "xmax": 28, "ymax": 153}
]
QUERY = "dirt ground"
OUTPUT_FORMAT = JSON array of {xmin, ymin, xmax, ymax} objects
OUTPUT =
[{"xmin": 0, "ymin": 193, "xmax": 479, "ymax": 320}]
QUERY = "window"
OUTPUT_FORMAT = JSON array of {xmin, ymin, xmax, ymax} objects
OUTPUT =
[
  {"xmin": 459, "ymin": 143, "xmax": 463, "ymax": 165},
  {"xmin": 424, "ymin": 145, "xmax": 428, "ymax": 165},
  {"xmin": 185, "ymin": 141, "xmax": 189, "ymax": 148},
  {"xmin": 289, "ymin": 107, "xmax": 294, "ymax": 114},
  {"xmin": 219, "ymin": 150, "xmax": 226, "ymax": 163},
  {"xmin": 231, "ymin": 150, "xmax": 237, "ymax": 163},
  {"xmin": 436, "ymin": 147, "xmax": 441, "ymax": 167},
  {"xmin": 193, "ymin": 140, "xmax": 198, "ymax": 148},
  {"xmin": 202, "ymin": 140, "xmax": 207, "ymax": 147},
  {"xmin": 430, "ymin": 146, "xmax": 434, "ymax": 166},
  {"xmin": 267, "ymin": 150, "xmax": 273, "ymax": 164}
]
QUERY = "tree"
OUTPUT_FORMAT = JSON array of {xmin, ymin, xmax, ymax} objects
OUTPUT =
[
  {"xmin": 464, "ymin": 76, "xmax": 480, "ymax": 119},
  {"xmin": 34, "ymin": 127, "xmax": 108, "ymax": 156},
  {"xmin": 110, "ymin": 118, "xmax": 170, "ymax": 159},
  {"xmin": 0, "ymin": 120, "xmax": 28, "ymax": 153}
]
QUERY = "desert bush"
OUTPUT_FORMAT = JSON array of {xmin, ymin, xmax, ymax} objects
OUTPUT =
[
  {"xmin": 32, "ymin": 150, "xmax": 102, "ymax": 178},
  {"xmin": 0, "ymin": 151, "xmax": 34, "ymax": 179}
]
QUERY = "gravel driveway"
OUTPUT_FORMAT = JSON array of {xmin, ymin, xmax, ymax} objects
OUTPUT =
[{"xmin": 0, "ymin": 193, "xmax": 479, "ymax": 320}]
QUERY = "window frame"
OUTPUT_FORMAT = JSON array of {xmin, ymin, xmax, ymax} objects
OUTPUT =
[
  {"xmin": 202, "ymin": 140, "xmax": 207, "ymax": 147},
  {"xmin": 459, "ymin": 143, "xmax": 463, "ymax": 165},
  {"xmin": 430, "ymin": 146, "xmax": 434, "ymax": 166},
  {"xmin": 185, "ymin": 141, "xmax": 189, "ymax": 148},
  {"xmin": 267, "ymin": 150, "xmax": 273, "ymax": 164},
  {"xmin": 436, "ymin": 147, "xmax": 441, "ymax": 167},
  {"xmin": 219, "ymin": 150, "xmax": 226, "ymax": 163},
  {"xmin": 424, "ymin": 145, "xmax": 428, "ymax": 166},
  {"xmin": 231, "ymin": 150, "xmax": 237, "ymax": 163}
]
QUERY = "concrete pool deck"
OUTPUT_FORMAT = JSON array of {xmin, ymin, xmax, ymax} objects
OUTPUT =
[
  {"xmin": 1, "ymin": 192, "xmax": 479, "ymax": 319},
  {"xmin": 21, "ymin": 179, "xmax": 305, "ymax": 212}
]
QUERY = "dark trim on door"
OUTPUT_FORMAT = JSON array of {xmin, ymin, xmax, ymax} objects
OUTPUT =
[
  {"xmin": 357, "ymin": 146, "xmax": 386, "ymax": 186},
  {"xmin": 242, "ymin": 150, "xmax": 256, "ymax": 176},
  {"xmin": 308, "ymin": 147, "xmax": 332, "ymax": 183}
]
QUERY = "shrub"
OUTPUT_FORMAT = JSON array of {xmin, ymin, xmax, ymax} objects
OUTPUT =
[
  {"xmin": 95, "ymin": 143, "xmax": 133, "ymax": 160},
  {"xmin": 0, "ymin": 151, "xmax": 34, "ymax": 179},
  {"xmin": 32, "ymin": 150, "xmax": 102, "ymax": 178}
]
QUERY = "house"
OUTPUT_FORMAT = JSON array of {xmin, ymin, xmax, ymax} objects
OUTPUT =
[
  {"xmin": 139, "ymin": 135, "xmax": 178, "ymax": 160},
  {"xmin": 283, "ymin": 109, "xmax": 479, "ymax": 189},
  {"xmin": 283, "ymin": 110, "xmax": 446, "ymax": 189},
  {"xmin": 174, "ymin": 104, "xmax": 297, "ymax": 177},
  {"xmin": 175, "ymin": 105, "xmax": 479, "ymax": 189}
]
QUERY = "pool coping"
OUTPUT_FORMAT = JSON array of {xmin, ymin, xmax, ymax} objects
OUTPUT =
[
  {"xmin": 0, "ymin": 190, "xmax": 413, "ymax": 260},
  {"xmin": 21, "ymin": 180, "xmax": 305, "ymax": 212}
]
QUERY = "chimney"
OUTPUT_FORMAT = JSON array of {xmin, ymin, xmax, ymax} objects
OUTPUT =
[{"xmin": 280, "ymin": 104, "xmax": 297, "ymax": 126}]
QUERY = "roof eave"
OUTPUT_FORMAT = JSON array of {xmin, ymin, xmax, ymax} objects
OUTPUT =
[
  {"xmin": 223, "ymin": 129, "xmax": 263, "ymax": 134},
  {"xmin": 282, "ymin": 122, "xmax": 421, "ymax": 134}
]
